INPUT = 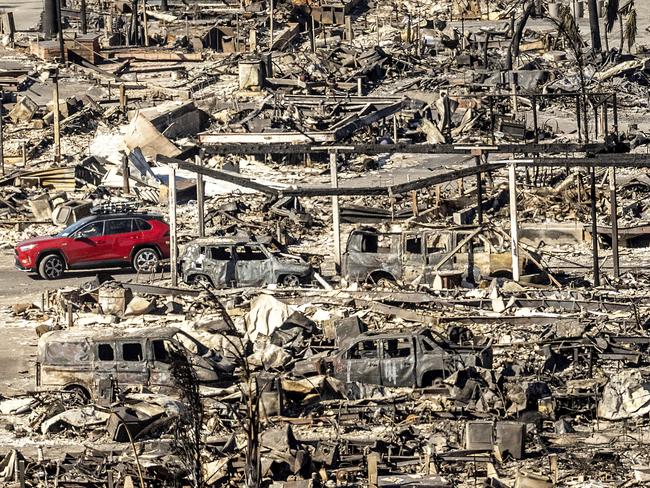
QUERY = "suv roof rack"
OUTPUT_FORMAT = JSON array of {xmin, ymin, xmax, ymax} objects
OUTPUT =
[{"xmin": 91, "ymin": 202, "xmax": 143, "ymax": 215}]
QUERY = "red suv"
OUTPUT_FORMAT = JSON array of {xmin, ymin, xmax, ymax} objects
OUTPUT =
[{"xmin": 15, "ymin": 213, "xmax": 170, "ymax": 279}]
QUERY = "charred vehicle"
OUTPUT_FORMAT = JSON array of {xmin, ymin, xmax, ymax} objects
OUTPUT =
[
  {"xmin": 36, "ymin": 327, "xmax": 233, "ymax": 402},
  {"xmin": 342, "ymin": 226, "xmax": 540, "ymax": 286},
  {"xmin": 331, "ymin": 328, "xmax": 492, "ymax": 387},
  {"xmin": 179, "ymin": 237, "xmax": 312, "ymax": 288}
]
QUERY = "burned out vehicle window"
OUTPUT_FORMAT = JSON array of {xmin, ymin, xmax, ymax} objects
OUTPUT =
[
  {"xmin": 97, "ymin": 343, "xmax": 114, "ymax": 361},
  {"xmin": 348, "ymin": 340, "xmax": 379, "ymax": 359},
  {"xmin": 210, "ymin": 246, "xmax": 232, "ymax": 260},
  {"xmin": 383, "ymin": 338, "xmax": 412, "ymax": 358},
  {"xmin": 405, "ymin": 236, "xmax": 423, "ymax": 254},
  {"xmin": 46, "ymin": 342, "xmax": 91, "ymax": 364},
  {"xmin": 152, "ymin": 339, "xmax": 174, "ymax": 363},
  {"xmin": 236, "ymin": 245, "xmax": 266, "ymax": 260},
  {"xmin": 122, "ymin": 343, "xmax": 143, "ymax": 361}
]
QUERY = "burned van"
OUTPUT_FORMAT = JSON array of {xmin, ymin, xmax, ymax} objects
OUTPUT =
[
  {"xmin": 342, "ymin": 226, "xmax": 539, "ymax": 286},
  {"xmin": 36, "ymin": 327, "xmax": 231, "ymax": 402}
]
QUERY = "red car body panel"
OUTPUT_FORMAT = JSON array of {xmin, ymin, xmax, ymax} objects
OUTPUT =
[{"xmin": 15, "ymin": 215, "xmax": 170, "ymax": 274}]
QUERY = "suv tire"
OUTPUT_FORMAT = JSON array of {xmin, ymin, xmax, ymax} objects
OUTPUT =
[
  {"xmin": 133, "ymin": 247, "xmax": 159, "ymax": 272},
  {"xmin": 281, "ymin": 274, "xmax": 300, "ymax": 287},
  {"xmin": 38, "ymin": 254, "xmax": 65, "ymax": 280}
]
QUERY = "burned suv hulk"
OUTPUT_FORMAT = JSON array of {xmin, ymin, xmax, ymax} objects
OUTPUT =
[
  {"xmin": 180, "ymin": 237, "xmax": 312, "ymax": 288},
  {"xmin": 36, "ymin": 327, "xmax": 230, "ymax": 402},
  {"xmin": 342, "ymin": 226, "xmax": 539, "ymax": 286},
  {"xmin": 331, "ymin": 328, "xmax": 492, "ymax": 387}
]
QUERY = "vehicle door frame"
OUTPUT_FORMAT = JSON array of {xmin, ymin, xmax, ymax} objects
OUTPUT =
[
  {"xmin": 379, "ymin": 335, "xmax": 417, "ymax": 387},
  {"xmin": 115, "ymin": 339, "xmax": 150, "ymax": 388}
]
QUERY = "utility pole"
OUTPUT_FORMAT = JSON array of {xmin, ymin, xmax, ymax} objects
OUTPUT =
[{"xmin": 142, "ymin": 0, "xmax": 149, "ymax": 46}]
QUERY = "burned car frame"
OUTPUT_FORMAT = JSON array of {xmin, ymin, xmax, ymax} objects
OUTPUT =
[
  {"xmin": 36, "ymin": 327, "xmax": 229, "ymax": 402},
  {"xmin": 342, "ymin": 225, "xmax": 540, "ymax": 286},
  {"xmin": 330, "ymin": 328, "xmax": 493, "ymax": 388},
  {"xmin": 180, "ymin": 236, "xmax": 313, "ymax": 288}
]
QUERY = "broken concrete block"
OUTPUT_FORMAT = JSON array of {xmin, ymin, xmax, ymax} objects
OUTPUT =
[{"xmin": 8, "ymin": 96, "xmax": 38, "ymax": 123}]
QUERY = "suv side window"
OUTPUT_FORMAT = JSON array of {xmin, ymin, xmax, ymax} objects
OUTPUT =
[
  {"xmin": 134, "ymin": 219, "xmax": 152, "ymax": 231},
  {"xmin": 76, "ymin": 221, "xmax": 104, "ymax": 238},
  {"xmin": 382, "ymin": 338, "xmax": 412, "ymax": 358},
  {"xmin": 97, "ymin": 343, "xmax": 115, "ymax": 361},
  {"xmin": 348, "ymin": 340, "xmax": 379, "ymax": 359},
  {"xmin": 122, "ymin": 343, "xmax": 143, "ymax": 361},
  {"xmin": 105, "ymin": 219, "xmax": 133, "ymax": 235},
  {"xmin": 236, "ymin": 245, "xmax": 267, "ymax": 261},
  {"xmin": 210, "ymin": 246, "xmax": 232, "ymax": 261}
]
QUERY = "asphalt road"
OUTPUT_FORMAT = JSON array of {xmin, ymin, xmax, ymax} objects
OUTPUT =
[{"xmin": 0, "ymin": 251, "xmax": 139, "ymax": 306}]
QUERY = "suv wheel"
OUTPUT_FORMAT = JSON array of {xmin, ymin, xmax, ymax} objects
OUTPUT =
[
  {"xmin": 192, "ymin": 274, "xmax": 213, "ymax": 288},
  {"xmin": 133, "ymin": 248, "xmax": 159, "ymax": 272},
  {"xmin": 281, "ymin": 274, "xmax": 300, "ymax": 287},
  {"xmin": 38, "ymin": 254, "xmax": 65, "ymax": 280}
]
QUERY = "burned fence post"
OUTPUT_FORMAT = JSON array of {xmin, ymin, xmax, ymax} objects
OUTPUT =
[
  {"xmin": 590, "ymin": 164, "xmax": 600, "ymax": 286},
  {"xmin": 196, "ymin": 152, "xmax": 205, "ymax": 238},
  {"xmin": 119, "ymin": 84, "xmax": 127, "ymax": 113},
  {"xmin": 168, "ymin": 163, "xmax": 179, "ymax": 287},
  {"xmin": 80, "ymin": 0, "xmax": 87, "ymax": 34},
  {"xmin": 53, "ymin": 70, "xmax": 62, "ymax": 163},
  {"xmin": 368, "ymin": 452, "xmax": 379, "ymax": 488},
  {"xmin": 330, "ymin": 150, "xmax": 341, "ymax": 271},
  {"xmin": 610, "ymin": 166, "xmax": 620, "ymax": 278},
  {"xmin": 509, "ymin": 162, "xmax": 520, "ymax": 281},
  {"xmin": 142, "ymin": 0, "xmax": 150, "ymax": 47},
  {"xmin": 122, "ymin": 154, "xmax": 130, "ymax": 195}
]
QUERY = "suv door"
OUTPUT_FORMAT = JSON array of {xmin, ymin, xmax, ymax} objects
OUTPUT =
[
  {"xmin": 104, "ymin": 219, "xmax": 140, "ymax": 262},
  {"xmin": 234, "ymin": 244, "xmax": 273, "ymax": 287},
  {"xmin": 64, "ymin": 220, "xmax": 109, "ymax": 265},
  {"xmin": 333, "ymin": 339, "xmax": 381, "ymax": 384},
  {"xmin": 204, "ymin": 245, "xmax": 236, "ymax": 287},
  {"xmin": 380, "ymin": 337, "xmax": 416, "ymax": 387},
  {"xmin": 116, "ymin": 340, "xmax": 149, "ymax": 388}
]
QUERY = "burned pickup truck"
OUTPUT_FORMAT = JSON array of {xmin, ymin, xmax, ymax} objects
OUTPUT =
[
  {"xmin": 36, "ymin": 327, "xmax": 233, "ymax": 403},
  {"xmin": 179, "ymin": 236, "xmax": 313, "ymax": 288},
  {"xmin": 330, "ymin": 328, "xmax": 492, "ymax": 388},
  {"xmin": 342, "ymin": 226, "xmax": 541, "ymax": 286}
]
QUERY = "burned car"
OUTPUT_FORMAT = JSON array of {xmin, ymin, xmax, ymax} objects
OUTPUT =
[
  {"xmin": 179, "ymin": 237, "xmax": 312, "ymax": 288},
  {"xmin": 36, "ymin": 327, "xmax": 233, "ymax": 402},
  {"xmin": 330, "ymin": 328, "xmax": 492, "ymax": 388},
  {"xmin": 342, "ymin": 226, "xmax": 541, "ymax": 286}
]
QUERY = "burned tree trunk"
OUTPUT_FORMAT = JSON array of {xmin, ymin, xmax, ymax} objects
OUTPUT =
[
  {"xmin": 587, "ymin": 0, "xmax": 603, "ymax": 52},
  {"xmin": 506, "ymin": 0, "xmax": 535, "ymax": 70}
]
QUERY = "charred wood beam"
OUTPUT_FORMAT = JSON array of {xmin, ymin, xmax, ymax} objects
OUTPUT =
[
  {"xmin": 161, "ymin": 154, "xmax": 502, "ymax": 197},
  {"xmin": 201, "ymin": 142, "xmax": 607, "ymax": 156}
]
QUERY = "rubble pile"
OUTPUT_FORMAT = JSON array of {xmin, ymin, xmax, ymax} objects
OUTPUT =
[{"xmin": 2, "ymin": 0, "xmax": 650, "ymax": 486}]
